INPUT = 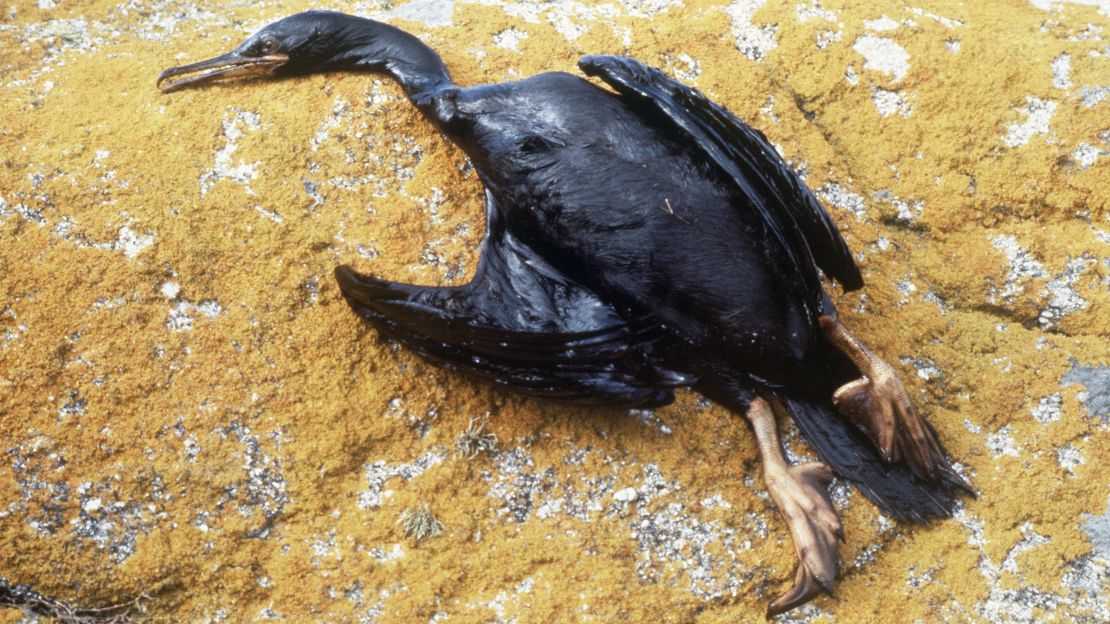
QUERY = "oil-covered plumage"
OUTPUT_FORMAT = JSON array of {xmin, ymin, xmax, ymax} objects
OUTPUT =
[{"xmin": 159, "ymin": 11, "xmax": 973, "ymax": 616}]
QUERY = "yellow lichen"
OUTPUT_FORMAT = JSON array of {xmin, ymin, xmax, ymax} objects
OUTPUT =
[{"xmin": 1, "ymin": 0, "xmax": 1107, "ymax": 622}]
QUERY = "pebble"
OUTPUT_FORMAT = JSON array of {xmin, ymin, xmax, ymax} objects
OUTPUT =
[{"xmin": 614, "ymin": 487, "xmax": 638, "ymax": 503}]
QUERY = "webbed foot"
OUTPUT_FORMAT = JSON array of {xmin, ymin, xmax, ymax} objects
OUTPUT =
[
  {"xmin": 764, "ymin": 461, "xmax": 841, "ymax": 617},
  {"xmin": 819, "ymin": 315, "xmax": 946, "ymax": 482},
  {"xmin": 745, "ymin": 398, "xmax": 841, "ymax": 617}
]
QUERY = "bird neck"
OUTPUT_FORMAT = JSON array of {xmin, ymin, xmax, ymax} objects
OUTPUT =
[{"xmin": 338, "ymin": 20, "xmax": 453, "ymax": 102}]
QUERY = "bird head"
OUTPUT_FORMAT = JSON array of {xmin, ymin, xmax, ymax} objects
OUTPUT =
[{"xmin": 157, "ymin": 11, "xmax": 400, "ymax": 93}]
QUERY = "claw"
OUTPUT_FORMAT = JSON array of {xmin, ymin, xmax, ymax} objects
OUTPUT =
[{"xmin": 767, "ymin": 563, "xmax": 832, "ymax": 617}]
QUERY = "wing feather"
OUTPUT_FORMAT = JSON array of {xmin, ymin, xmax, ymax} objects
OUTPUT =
[
  {"xmin": 335, "ymin": 191, "xmax": 690, "ymax": 409},
  {"xmin": 579, "ymin": 55, "xmax": 863, "ymax": 301}
]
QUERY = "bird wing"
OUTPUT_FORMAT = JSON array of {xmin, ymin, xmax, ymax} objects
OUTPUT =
[
  {"xmin": 579, "ymin": 55, "xmax": 863, "ymax": 301},
  {"xmin": 335, "ymin": 191, "xmax": 689, "ymax": 408}
]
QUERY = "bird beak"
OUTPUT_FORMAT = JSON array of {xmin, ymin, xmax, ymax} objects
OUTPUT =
[{"xmin": 157, "ymin": 50, "xmax": 290, "ymax": 93}]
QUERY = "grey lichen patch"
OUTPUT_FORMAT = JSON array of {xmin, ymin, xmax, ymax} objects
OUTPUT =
[
  {"xmin": 8, "ymin": 436, "xmax": 72, "ymax": 536},
  {"xmin": 1081, "ymin": 497, "xmax": 1110, "ymax": 560},
  {"xmin": 1038, "ymin": 255, "xmax": 1093, "ymax": 330},
  {"xmin": 796, "ymin": 1, "xmax": 838, "ymax": 23},
  {"xmin": 200, "ymin": 108, "xmax": 263, "ymax": 197},
  {"xmin": 1077, "ymin": 85, "xmax": 1110, "ymax": 108},
  {"xmin": 1062, "ymin": 360, "xmax": 1110, "ymax": 423},
  {"xmin": 0, "ymin": 305, "xmax": 27, "ymax": 351},
  {"xmin": 1030, "ymin": 393, "xmax": 1063, "ymax": 424},
  {"xmin": 397, "ymin": 504, "xmax": 443, "ymax": 542},
  {"xmin": 311, "ymin": 97, "xmax": 351, "ymax": 151},
  {"xmin": 112, "ymin": 226, "xmax": 156, "ymax": 259},
  {"xmin": 1002, "ymin": 96, "xmax": 1057, "ymax": 148},
  {"xmin": 985, "ymin": 425, "xmax": 1020, "ymax": 459},
  {"xmin": 617, "ymin": 0, "xmax": 684, "ymax": 18},
  {"xmin": 52, "ymin": 218, "xmax": 155, "ymax": 260},
  {"xmin": 1056, "ymin": 442, "xmax": 1084, "ymax": 475},
  {"xmin": 209, "ymin": 422, "xmax": 289, "ymax": 538},
  {"xmin": 871, "ymin": 189, "xmax": 921, "ymax": 224},
  {"xmin": 1071, "ymin": 141, "xmax": 1108, "ymax": 169},
  {"xmin": 1060, "ymin": 557, "xmax": 1110, "ymax": 624},
  {"xmin": 990, "ymin": 234, "xmax": 1048, "ymax": 303},
  {"xmin": 726, "ymin": 0, "xmax": 778, "ymax": 61},
  {"xmin": 895, "ymin": 276, "xmax": 915, "ymax": 303},
  {"xmin": 1000, "ymin": 523, "xmax": 1050, "ymax": 574},
  {"xmin": 627, "ymin": 408, "xmax": 673, "ymax": 435},
  {"xmin": 159, "ymin": 280, "xmax": 181, "ymax": 300},
  {"xmin": 303, "ymin": 91, "xmax": 425, "ymax": 201},
  {"xmin": 7, "ymin": 434, "xmax": 167, "ymax": 562},
  {"xmin": 165, "ymin": 298, "xmax": 222, "ymax": 333},
  {"xmin": 852, "ymin": 35, "xmax": 910, "ymax": 82},
  {"xmin": 11, "ymin": 201, "xmax": 46, "ymax": 226},
  {"xmin": 952, "ymin": 504, "xmax": 1101, "ymax": 623},
  {"xmin": 478, "ymin": 576, "xmax": 534, "ymax": 624},
  {"xmin": 169, "ymin": 417, "xmax": 203, "ymax": 464},
  {"xmin": 340, "ymin": 581, "xmax": 407, "ymax": 624},
  {"xmin": 454, "ymin": 417, "xmax": 498, "ymax": 460},
  {"xmin": 359, "ymin": 451, "xmax": 444, "ymax": 509},
  {"xmin": 921, "ymin": 289, "xmax": 948, "ymax": 314},
  {"xmin": 1051, "ymin": 52, "xmax": 1071, "ymax": 90},
  {"xmin": 628, "ymin": 484, "xmax": 748, "ymax": 599},
  {"xmin": 907, "ymin": 6, "xmax": 963, "ymax": 29},
  {"xmin": 797, "ymin": 1, "xmax": 841, "ymax": 49},
  {"xmin": 256, "ymin": 604, "xmax": 285, "ymax": 620},
  {"xmin": 900, "ymin": 356, "xmax": 944, "ymax": 384},
  {"xmin": 839, "ymin": 63, "xmax": 856, "ymax": 84},
  {"xmin": 816, "ymin": 183, "xmax": 868, "ymax": 221},
  {"xmin": 484, "ymin": 447, "xmax": 554, "ymax": 523},
  {"xmin": 57, "ymin": 391, "xmax": 88, "ymax": 423},
  {"xmin": 478, "ymin": 0, "xmax": 631, "ymax": 44},
  {"xmin": 10, "ymin": 17, "xmax": 109, "ymax": 67},
  {"xmin": 665, "ymin": 52, "xmax": 701, "ymax": 83},
  {"xmin": 980, "ymin": 577, "xmax": 1070, "ymax": 623},
  {"xmin": 415, "ymin": 187, "xmax": 449, "ymax": 226},
  {"xmin": 70, "ymin": 473, "xmax": 166, "ymax": 563},
  {"xmin": 864, "ymin": 15, "xmax": 900, "ymax": 31},
  {"xmin": 379, "ymin": 0, "xmax": 459, "ymax": 28},
  {"xmin": 309, "ymin": 529, "xmax": 339, "ymax": 561},
  {"xmin": 484, "ymin": 446, "xmax": 753, "ymax": 600},
  {"xmin": 367, "ymin": 543, "xmax": 405, "ymax": 563},
  {"xmin": 491, "ymin": 27, "xmax": 528, "ymax": 51}
]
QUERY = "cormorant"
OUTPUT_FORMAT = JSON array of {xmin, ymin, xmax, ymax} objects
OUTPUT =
[{"xmin": 158, "ymin": 11, "xmax": 973, "ymax": 616}]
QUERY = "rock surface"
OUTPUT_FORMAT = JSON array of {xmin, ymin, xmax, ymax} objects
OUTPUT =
[{"xmin": 1, "ymin": 0, "xmax": 1107, "ymax": 621}]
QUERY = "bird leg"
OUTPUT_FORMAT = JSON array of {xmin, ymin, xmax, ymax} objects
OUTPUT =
[
  {"xmin": 746, "ymin": 397, "xmax": 841, "ymax": 617},
  {"xmin": 819, "ymin": 315, "xmax": 946, "ymax": 481}
]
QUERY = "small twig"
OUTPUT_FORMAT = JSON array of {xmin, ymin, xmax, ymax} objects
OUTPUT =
[
  {"xmin": 0, "ymin": 581, "xmax": 151, "ymax": 624},
  {"xmin": 661, "ymin": 197, "xmax": 689, "ymax": 223}
]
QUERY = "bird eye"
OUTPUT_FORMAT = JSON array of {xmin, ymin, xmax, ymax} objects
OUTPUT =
[{"xmin": 257, "ymin": 35, "xmax": 280, "ymax": 55}]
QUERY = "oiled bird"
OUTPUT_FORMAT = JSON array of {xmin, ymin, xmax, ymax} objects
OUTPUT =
[{"xmin": 159, "ymin": 11, "xmax": 973, "ymax": 615}]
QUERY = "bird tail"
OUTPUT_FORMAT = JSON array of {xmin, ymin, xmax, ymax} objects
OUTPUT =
[{"xmin": 776, "ymin": 394, "xmax": 974, "ymax": 523}]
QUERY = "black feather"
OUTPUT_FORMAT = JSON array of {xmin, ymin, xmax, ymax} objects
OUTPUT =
[
  {"xmin": 779, "ymin": 395, "xmax": 974, "ymax": 523},
  {"xmin": 580, "ymin": 55, "xmax": 864, "ymax": 295}
]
